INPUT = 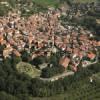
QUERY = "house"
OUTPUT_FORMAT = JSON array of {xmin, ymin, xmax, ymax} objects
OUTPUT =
[
  {"xmin": 87, "ymin": 52, "xmax": 96, "ymax": 60},
  {"xmin": 59, "ymin": 56, "xmax": 70, "ymax": 69},
  {"xmin": 72, "ymin": 65, "xmax": 78, "ymax": 72},
  {"xmin": 13, "ymin": 49, "xmax": 21, "ymax": 57},
  {"xmin": 3, "ymin": 47, "xmax": 13, "ymax": 58},
  {"xmin": 97, "ymin": 41, "xmax": 100, "ymax": 46},
  {"xmin": 0, "ymin": 35, "xmax": 3, "ymax": 43}
]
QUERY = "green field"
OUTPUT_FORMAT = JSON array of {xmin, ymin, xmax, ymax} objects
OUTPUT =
[
  {"xmin": 73, "ymin": 0, "xmax": 98, "ymax": 3},
  {"xmin": 32, "ymin": 0, "xmax": 60, "ymax": 7}
]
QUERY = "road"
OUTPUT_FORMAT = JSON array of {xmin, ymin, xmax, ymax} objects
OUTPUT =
[
  {"xmin": 83, "ymin": 60, "xmax": 98, "ymax": 68},
  {"xmin": 39, "ymin": 58, "xmax": 99, "ymax": 82},
  {"xmin": 39, "ymin": 71, "xmax": 74, "ymax": 82}
]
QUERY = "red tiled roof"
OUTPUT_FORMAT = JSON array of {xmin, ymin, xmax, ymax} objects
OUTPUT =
[
  {"xmin": 59, "ymin": 56, "xmax": 70, "ymax": 68},
  {"xmin": 87, "ymin": 52, "xmax": 96, "ymax": 59}
]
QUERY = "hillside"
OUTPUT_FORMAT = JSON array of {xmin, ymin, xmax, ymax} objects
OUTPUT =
[
  {"xmin": 0, "ymin": 0, "xmax": 62, "ymax": 16},
  {"xmin": 32, "ymin": 0, "xmax": 60, "ymax": 7},
  {"xmin": 0, "ymin": 0, "xmax": 100, "ymax": 100},
  {"xmin": 0, "ymin": 0, "xmax": 98, "ymax": 16}
]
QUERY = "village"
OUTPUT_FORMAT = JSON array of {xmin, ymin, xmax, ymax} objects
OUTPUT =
[
  {"xmin": 0, "ymin": 4, "xmax": 100, "ymax": 80},
  {"xmin": 0, "ymin": 0, "xmax": 100, "ymax": 100}
]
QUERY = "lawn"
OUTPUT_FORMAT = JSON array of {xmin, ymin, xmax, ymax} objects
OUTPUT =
[{"xmin": 16, "ymin": 62, "xmax": 41, "ymax": 78}]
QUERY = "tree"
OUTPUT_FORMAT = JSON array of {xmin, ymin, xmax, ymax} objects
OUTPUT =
[
  {"xmin": 17, "ymin": 94, "xmax": 31, "ymax": 100},
  {"xmin": 31, "ymin": 56, "xmax": 47, "ymax": 67},
  {"xmin": 11, "ymin": 54, "xmax": 22, "ymax": 67},
  {"xmin": 0, "ymin": 45, "xmax": 5, "ymax": 53},
  {"xmin": 80, "ymin": 16, "xmax": 96, "ymax": 30},
  {"xmin": 0, "ymin": 4, "xmax": 10, "ymax": 16},
  {"xmin": 88, "ymin": 63, "xmax": 100, "ymax": 73},
  {"xmin": 3, "ymin": 58, "xmax": 13, "ymax": 74},
  {"xmin": 8, "ymin": 0, "xmax": 17, "ymax": 8},
  {"xmin": 0, "ymin": 65, "xmax": 6, "ymax": 77},
  {"xmin": 0, "ymin": 77, "xmax": 6, "ymax": 91},
  {"xmin": 0, "ymin": 91, "xmax": 19, "ymax": 100},
  {"xmin": 6, "ymin": 75, "xmax": 15, "ymax": 94},
  {"xmin": 14, "ymin": 80, "xmax": 28, "ymax": 95},
  {"xmin": 21, "ymin": 50, "xmax": 30, "ymax": 62},
  {"xmin": 49, "ymin": 54, "xmax": 58, "ymax": 66},
  {"xmin": 41, "ymin": 65, "xmax": 65, "ymax": 78}
]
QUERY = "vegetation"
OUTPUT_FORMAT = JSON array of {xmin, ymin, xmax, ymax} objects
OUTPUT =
[
  {"xmin": 32, "ymin": 77, "xmax": 100, "ymax": 100},
  {"xmin": 21, "ymin": 50, "xmax": 30, "ymax": 62},
  {"xmin": 16, "ymin": 62, "xmax": 41, "ymax": 78},
  {"xmin": 0, "ymin": 4, "xmax": 11, "ymax": 16},
  {"xmin": 32, "ymin": 0, "xmax": 60, "ymax": 8},
  {"xmin": 41, "ymin": 65, "xmax": 65, "ymax": 78},
  {"xmin": 73, "ymin": 0, "xmax": 98, "ymax": 3},
  {"xmin": 79, "ymin": 16, "xmax": 97, "ymax": 31},
  {"xmin": 0, "ymin": 54, "xmax": 100, "ymax": 99},
  {"xmin": 0, "ymin": 0, "xmax": 62, "ymax": 17},
  {"xmin": 88, "ymin": 11, "xmax": 100, "ymax": 19},
  {"xmin": 0, "ymin": 0, "xmax": 100, "ymax": 99},
  {"xmin": 31, "ymin": 55, "xmax": 47, "ymax": 67},
  {"xmin": 0, "ymin": 91, "xmax": 19, "ymax": 100}
]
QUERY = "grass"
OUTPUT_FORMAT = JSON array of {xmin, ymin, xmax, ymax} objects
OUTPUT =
[
  {"xmin": 32, "ymin": 0, "xmax": 60, "ymax": 8},
  {"xmin": 16, "ymin": 62, "xmax": 41, "ymax": 78},
  {"xmin": 93, "ymin": 72, "xmax": 100, "ymax": 81}
]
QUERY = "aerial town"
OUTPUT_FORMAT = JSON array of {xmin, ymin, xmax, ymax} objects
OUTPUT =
[
  {"xmin": 0, "ymin": 0, "xmax": 100, "ymax": 100},
  {"xmin": 0, "ymin": 9, "xmax": 99, "ymax": 71}
]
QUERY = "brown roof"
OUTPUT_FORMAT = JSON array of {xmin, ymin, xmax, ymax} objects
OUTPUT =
[
  {"xmin": 13, "ymin": 49, "xmax": 21, "ymax": 57},
  {"xmin": 97, "ymin": 41, "xmax": 100, "ymax": 46},
  {"xmin": 59, "ymin": 56, "xmax": 70, "ymax": 68},
  {"xmin": 87, "ymin": 52, "xmax": 96, "ymax": 60}
]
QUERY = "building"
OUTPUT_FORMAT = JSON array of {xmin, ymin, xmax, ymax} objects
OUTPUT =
[{"xmin": 59, "ymin": 56, "xmax": 70, "ymax": 69}]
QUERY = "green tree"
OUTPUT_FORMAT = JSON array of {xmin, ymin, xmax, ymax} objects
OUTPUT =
[
  {"xmin": 80, "ymin": 16, "xmax": 96, "ymax": 30},
  {"xmin": 31, "ymin": 56, "xmax": 47, "ymax": 67},
  {"xmin": 0, "ymin": 45, "xmax": 5, "ymax": 53},
  {"xmin": 11, "ymin": 54, "xmax": 22, "ymax": 67},
  {"xmin": 0, "ymin": 91, "xmax": 19, "ymax": 100},
  {"xmin": 0, "ymin": 77, "xmax": 6, "ymax": 91},
  {"xmin": 21, "ymin": 50, "xmax": 30, "ymax": 62},
  {"xmin": 6, "ymin": 75, "xmax": 15, "ymax": 94},
  {"xmin": 3, "ymin": 58, "xmax": 13, "ymax": 74},
  {"xmin": 0, "ymin": 4, "xmax": 10, "ymax": 16},
  {"xmin": 8, "ymin": 0, "xmax": 17, "ymax": 8},
  {"xmin": 49, "ymin": 54, "xmax": 58, "ymax": 66}
]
